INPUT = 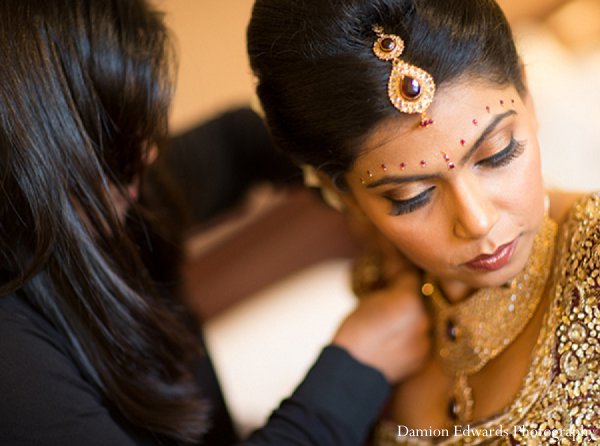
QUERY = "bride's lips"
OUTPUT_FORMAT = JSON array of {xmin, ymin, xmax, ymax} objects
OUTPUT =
[{"xmin": 465, "ymin": 238, "xmax": 519, "ymax": 272}]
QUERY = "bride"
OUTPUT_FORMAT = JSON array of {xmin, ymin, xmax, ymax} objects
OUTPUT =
[{"xmin": 247, "ymin": 0, "xmax": 599, "ymax": 443}]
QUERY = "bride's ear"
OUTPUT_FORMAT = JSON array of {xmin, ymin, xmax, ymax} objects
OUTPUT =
[{"xmin": 314, "ymin": 170, "xmax": 350, "ymax": 212}]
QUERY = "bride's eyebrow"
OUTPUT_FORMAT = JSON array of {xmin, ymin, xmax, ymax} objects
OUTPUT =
[
  {"xmin": 367, "ymin": 173, "xmax": 440, "ymax": 189},
  {"xmin": 459, "ymin": 110, "xmax": 516, "ymax": 165}
]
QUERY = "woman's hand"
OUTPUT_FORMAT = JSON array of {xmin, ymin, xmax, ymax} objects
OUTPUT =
[{"xmin": 332, "ymin": 271, "xmax": 430, "ymax": 383}]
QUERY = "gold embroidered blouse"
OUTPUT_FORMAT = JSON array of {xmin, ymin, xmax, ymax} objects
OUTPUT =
[{"xmin": 373, "ymin": 193, "xmax": 600, "ymax": 445}]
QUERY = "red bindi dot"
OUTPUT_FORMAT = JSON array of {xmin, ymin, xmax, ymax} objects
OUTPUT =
[
  {"xmin": 500, "ymin": 99, "xmax": 505, "ymax": 106},
  {"xmin": 367, "ymin": 169, "xmax": 373, "ymax": 178},
  {"xmin": 448, "ymin": 162, "xmax": 456, "ymax": 170},
  {"xmin": 460, "ymin": 139, "xmax": 466, "ymax": 146},
  {"xmin": 381, "ymin": 163, "xmax": 387, "ymax": 171},
  {"xmin": 486, "ymin": 106, "xmax": 491, "ymax": 113},
  {"xmin": 472, "ymin": 119, "xmax": 478, "ymax": 126},
  {"xmin": 399, "ymin": 162, "xmax": 406, "ymax": 170},
  {"xmin": 420, "ymin": 160, "xmax": 427, "ymax": 167},
  {"xmin": 442, "ymin": 152, "xmax": 450, "ymax": 161}
]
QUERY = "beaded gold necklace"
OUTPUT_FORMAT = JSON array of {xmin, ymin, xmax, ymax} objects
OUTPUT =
[{"xmin": 421, "ymin": 215, "xmax": 558, "ymax": 423}]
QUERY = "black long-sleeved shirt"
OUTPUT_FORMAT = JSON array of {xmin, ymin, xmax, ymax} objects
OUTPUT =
[{"xmin": 0, "ymin": 293, "xmax": 389, "ymax": 445}]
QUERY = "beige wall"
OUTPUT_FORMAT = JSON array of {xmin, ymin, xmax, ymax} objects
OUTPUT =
[{"xmin": 156, "ymin": 1, "xmax": 256, "ymax": 133}]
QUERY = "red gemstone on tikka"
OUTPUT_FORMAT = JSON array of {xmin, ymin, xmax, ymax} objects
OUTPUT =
[
  {"xmin": 381, "ymin": 37, "xmax": 396, "ymax": 52},
  {"xmin": 401, "ymin": 76, "xmax": 422, "ymax": 99}
]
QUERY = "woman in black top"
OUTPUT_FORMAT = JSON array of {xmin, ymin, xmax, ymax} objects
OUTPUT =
[{"xmin": 0, "ymin": 0, "xmax": 429, "ymax": 444}]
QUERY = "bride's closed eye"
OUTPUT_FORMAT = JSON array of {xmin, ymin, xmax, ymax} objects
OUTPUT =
[
  {"xmin": 385, "ymin": 138, "xmax": 526, "ymax": 216},
  {"xmin": 476, "ymin": 138, "xmax": 526, "ymax": 169},
  {"xmin": 387, "ymin": 186, "xmax": 436, "ymax": 216}
]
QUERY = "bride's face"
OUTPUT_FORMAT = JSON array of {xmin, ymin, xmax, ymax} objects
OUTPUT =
[{"xmin": 346, "ymin": 81, "xmax": 545, "ymax": 293}]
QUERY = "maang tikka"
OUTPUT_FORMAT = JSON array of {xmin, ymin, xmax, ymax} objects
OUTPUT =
[{"xmin": 372, "ymin": 25, "xmax": 436, "ymax": 127}]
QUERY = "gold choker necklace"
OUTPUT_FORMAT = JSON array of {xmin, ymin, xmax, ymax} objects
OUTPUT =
[{"xmin": 421, "ymin": 215, "xmax": 558, "ymax": 423}]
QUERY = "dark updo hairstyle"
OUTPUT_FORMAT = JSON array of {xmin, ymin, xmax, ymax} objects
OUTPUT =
[
  {"xmin": 247, "ymin": 0, "xmax": 525, "ymax": 184},
  {"xmin": 0, "ymin": 0, "xmax": 208, "ymax": 442}
]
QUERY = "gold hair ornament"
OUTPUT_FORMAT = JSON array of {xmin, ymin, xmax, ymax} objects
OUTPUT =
[{"xmin": 372, "ymin": 25, "xmax": 436, "ymax": 127}]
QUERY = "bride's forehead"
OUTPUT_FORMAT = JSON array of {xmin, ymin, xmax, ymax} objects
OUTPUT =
[{"xmin": 358, "ymin": 83, "xmax": 519, "ymax": 157}]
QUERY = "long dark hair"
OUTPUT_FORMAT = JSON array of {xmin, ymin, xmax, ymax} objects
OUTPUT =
[
  {"xmin": 0, "ymin": 0, "xmax": 207, "ymax": 442},
  {"xmin": 247, "ymin": 0, "xmax": 525, "ymax": 183}
]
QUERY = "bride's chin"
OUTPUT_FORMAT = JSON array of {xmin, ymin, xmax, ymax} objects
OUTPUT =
[{"xmin": 436, "ymin": 263, "xmax": 525, "ymax": 303}]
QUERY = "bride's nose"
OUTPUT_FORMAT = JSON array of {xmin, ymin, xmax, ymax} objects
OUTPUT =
[{"xmin": 450, "ymin": 175, "xmax": 499, "ymax": 239}]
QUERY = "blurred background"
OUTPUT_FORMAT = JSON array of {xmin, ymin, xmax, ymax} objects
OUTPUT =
[
  {"xmin": 153, "ymin": 0, "xmax": 600, "ymax": 437},
  {"xmin": 155, "ymin": 0, "xmax": 256, "ymax": 133}
]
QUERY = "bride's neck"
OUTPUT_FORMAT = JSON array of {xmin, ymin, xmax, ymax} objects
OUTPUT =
[{"xmin": 437, "ymin": 279, "xmax": 475, "ymax": 304}]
